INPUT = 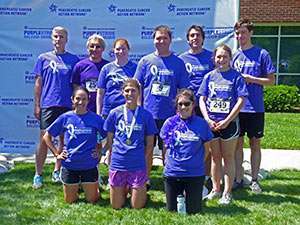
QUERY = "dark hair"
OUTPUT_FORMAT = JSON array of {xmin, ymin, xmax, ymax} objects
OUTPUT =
[
  {"xmin": 213, "ymin": 44, "xmax": 232, "ymax": 60},
  {"xmin": 122, "ymin": 78, "xmax": 141, "ymax": 92},
  {"xmin": 175, "ymin": 89, "xmax": 196, "ymax": 106},
  {"xmin": 152, "ymin": 25, "xmax": 172, "ymax": 40},
  {"xmin": 72, "ymin": 86, "xmax": 90, "ymax": 100},
  {"xmin": 113, "ymin": 38, "xmax": 130, "ymax": 50},
  {"xmin": 186, "ymin": 25, "xmax": 205, "ymax": 41},
  {"xmin": 234, "ymin": 18, "xmax": 254, "ymax": 32}
]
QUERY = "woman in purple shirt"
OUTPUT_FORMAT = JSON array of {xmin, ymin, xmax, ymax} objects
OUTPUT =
[
  {"xmin": 199, "ymin": 44, "xmax": 248, "ymax": 205},
  {"xmin": 104, "ymin": 78, "xmax": 157, "ymax": 209},
  {"xmin": 71, "ymin": 34, "xmax": 109, "ymax": 112},
  {"xmin": 160, "ymin": 89, "xmax": 213, "ymax": 214},
  {"xmin": 97, "ymin": 38, "xmax": 137, "ymax": 118},
  {"xmin": 43, "ymin": 87, "xmax": 106, "ymax": 204}
]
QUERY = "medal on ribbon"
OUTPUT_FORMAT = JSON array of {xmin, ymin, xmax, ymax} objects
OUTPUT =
[{"xmin": 123, "ymin": 105, "xmax": 139, "ymax": 146}]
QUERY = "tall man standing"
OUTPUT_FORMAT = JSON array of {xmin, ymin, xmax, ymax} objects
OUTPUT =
[
  {"xmin": 179, "ymin": 24, "xmax": 214, "ymax": 116},
  {"xmin": 232, "ymin": 19, "xmax": 275, "ymax": 193},
  {"xmin": 33, "ymin": 26, "xmax": 79, "ymax": 189},
  {"xmin": 134, "ymin": 25, "xmax": 190, "ymax": 164}
]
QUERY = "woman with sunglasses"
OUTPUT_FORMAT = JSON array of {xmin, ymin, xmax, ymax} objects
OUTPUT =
[
  {"xmin": 198, "ymin": 44, "xmax": 248, "ymax": 205},
  {"xmin": 71, "ymin": 34, "xmax": 109, "ymax": 113},
  {"xmin": 43, "ymin": 87, "xmax": 106, "ymax": 203},
  {"xmin": 104, "ymin": 78, "xmax": 158, "ymax": 209},
  {"xmin": 160, "ymin": 89, "xmax": 213, "ymax": 214},
  {"xmin": 96, "ymin": 38, "xmax": 137, "ymax": 118}
]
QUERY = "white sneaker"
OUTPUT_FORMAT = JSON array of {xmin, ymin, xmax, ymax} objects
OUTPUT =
[
  {"xmin": 33, "ymin": 175, "xmax": 43, "ymax": 189},
  {"xmin": 204, "ymin": 190, "xmax": 222, "ymax": 200},
  {"xmin": 218, "ymin": 193, "xmax": 232, "ymax": 205},
  {"xmin": 250, "ymin": 181, "xmax": 262, "ymax": 194}
]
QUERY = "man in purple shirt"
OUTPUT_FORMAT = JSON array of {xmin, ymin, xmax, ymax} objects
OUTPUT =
[
  {"xmin": 232, "ymin": 19, "xmax": 275, "ymax": 193},
  {"xmin": 134, "ymin": 25, "xmax": 190, "ymax": 163},
  {"xmin": 33, "ymin": 26, "xmax": 79, "ymax": 189},
  {"xmin": 71, "ymin": 34, "xmax": 109, "ymax": 113}
]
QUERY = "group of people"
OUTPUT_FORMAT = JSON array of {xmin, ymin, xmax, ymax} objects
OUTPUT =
[{"xmin": 32, "ymin": 18, "xmax": 275, "ymax": 214}]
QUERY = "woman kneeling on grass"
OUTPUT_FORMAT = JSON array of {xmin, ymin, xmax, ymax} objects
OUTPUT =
[
  {"xmin": 104, "ymin": 78, "xmax": 158, "ymax": 209},
  {"xmin": 43, "ymin": 86, "xmax": 106, "ymax": 203},
  {"xmin": 199, "ymin": 44, "xmax": 248, "ymax": 205},
  {"xmin": 160, "ymin": 89, "xmax": 213, "ymax": 214}
]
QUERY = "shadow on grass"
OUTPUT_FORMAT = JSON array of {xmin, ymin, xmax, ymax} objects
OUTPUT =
[
  {"xmin": 203, "ymin": 202, "xmax": 250, "ymax": 216},
  {"xmin": 234, "ymin": 189, "xmax": 300, "ymax": 205}
]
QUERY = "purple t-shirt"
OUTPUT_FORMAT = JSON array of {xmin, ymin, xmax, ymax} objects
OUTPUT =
[
  {"xmin": 198, "ymin": 68, "xmax": 248, "ymax": 122},
  {"xmin": 104, "ymin": 105, "xmax": 158, "ymax": 171},
  {"xmin": 47, "ymin": 111, "xmax": 106, "ymax": 170},
  {"xmin": 71, "ymin": 58, "xmax": 109, "ymax": 112},
  {"xmin": 179, "ymin": 49, "xmax": 214, "ymax": 104},
  {"xmin": 232, "ymin": 45, "xmax": 275, "ymax": 113},
  {"xmin": 134, "ymin": 52, "xmax": 190, "ymax": 120},
  {"xmin": 33, "ymin": 51, "xmax": 79, "ymax": 108},
  {"xmin": 97, "ymin": 61, "xmax": 137, "ymax": 116},
  {"xmin": 160, "ymin": 114, "xmax": 213, "ymax": 177}
]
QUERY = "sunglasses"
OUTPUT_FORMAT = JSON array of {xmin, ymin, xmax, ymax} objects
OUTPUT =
[{"xmin": 178, "ymin": 101, "xmax": 192, "ymax": 107}]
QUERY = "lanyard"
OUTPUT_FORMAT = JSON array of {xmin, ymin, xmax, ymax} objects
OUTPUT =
[{"xmin": 123, "ymin": 105, "xmax": 139, "ymax": 144}]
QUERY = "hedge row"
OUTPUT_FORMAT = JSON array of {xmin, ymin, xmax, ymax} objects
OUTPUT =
[{"xmin": 264, "ymin": 85, "xmax": 300, "ymax": 112}]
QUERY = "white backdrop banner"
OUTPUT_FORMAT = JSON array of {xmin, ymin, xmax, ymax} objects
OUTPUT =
[{"xmin": 0, "ymin": 0, "xmax": 239, "ymax": 154}]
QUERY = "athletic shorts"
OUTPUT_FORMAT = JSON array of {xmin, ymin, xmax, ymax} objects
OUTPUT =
[
  {"xmin": 40, "ymin": 106, "xmax": 70, "ymax": 130},
  {"xmin": 60, "ymin": 167, "xmax": 98, "ymax": 185},
  {"xmin": 109, "ymin": 169, "xmax": 148, "ymax": 188},
  {"xmin": 154, "ymin": 119, "xmax": 166, "ymax": 150},
  {"xmin": 239, "ymin": 112, "xmax": 264, "ymax": 138},
  {"xmin": 212, "ymin": 119, "xmax": 239, "ymax": 141}
]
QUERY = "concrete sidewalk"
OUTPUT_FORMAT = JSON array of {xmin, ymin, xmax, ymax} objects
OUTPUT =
[{"xmin": 1, "ymin": 149, "xmax": 300, "ymax": 173}]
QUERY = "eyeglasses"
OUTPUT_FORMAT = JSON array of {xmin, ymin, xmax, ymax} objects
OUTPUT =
[
  {"xmin": 89, "ymin": 45, "xmax": 102, "ymax": 49},
  {"xmin": 178, "ymin": 101, "xmax": 192, "ymax": 107}
]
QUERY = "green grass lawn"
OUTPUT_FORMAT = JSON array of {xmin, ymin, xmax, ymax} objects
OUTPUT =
[
  {"xmin": 0, "ymin": 163, "xmax": 299, "ymax": 225},
  {"xmin": 244, "ymin": 113, "xmax": 300, "ymax": 150}
]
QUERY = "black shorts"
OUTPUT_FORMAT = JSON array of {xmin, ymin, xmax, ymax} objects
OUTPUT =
[
  {"xmin": 212, "ymin": 119, "xmax": 239, "ymax": 141},
  {"xmin": 40, "ymin": 106, "xmax": 70, "ymax": 130},
  {"xmin": 60, "ymin": 167, "xmax": 98, "ymax": 185},
  {"xmin": 239, "ymin": 112, "xmax": 264, "ymax": 138},
  {"xmin": 154, "ymin": 119, "xmax": 166, "ymax": 150}
]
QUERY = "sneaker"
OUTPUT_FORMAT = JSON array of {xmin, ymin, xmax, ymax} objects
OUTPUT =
[
  {"xmin": 33, "ymin": 175, "xmax": 43, "ymax": 189},
  {"xmin": 204, "ymin": 190, "xmax": 222, "ymax": 200},
  {"xmin": 204, "ymin": 177, "xmax": 213, "ymax": 193},
  {"xmin": 232, "ymin": 179, "xmax": 244, "ymax": 191},
  {"xmin": 250, "ymin": 181, "xmax": 262, "ymax": 194},
  {"xmin": 218, "ymin": 193, "xmax": 232, "ymax": 205},
  {"xmin": 52, "ymin": 170, "xmax": 61, "ymax": 183}
]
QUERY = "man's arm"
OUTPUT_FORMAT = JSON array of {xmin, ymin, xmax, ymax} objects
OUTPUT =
[
  {"xmin": 34, "ymin": 75, "xmax": 42, "ymax": 120},
  {"xmin": 242, "ymin": 73, "xmax": 275, "ymax": 86}
]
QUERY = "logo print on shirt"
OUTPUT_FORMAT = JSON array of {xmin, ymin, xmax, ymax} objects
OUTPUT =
[
  {"xmin": 108, "ymin": 72, "xmax": 127, "ymax": 85},
  {"xmin": 150, "ymin": 65, "xmax": 158, "ymax": 76},
  {"xmin": 67, "ymin": 124, "xmax": 77, "ymax": 140},
  {"xmin": 49, "ymin": 60, "xmax": 58, "ymax": 73},
  {"xmin": 208, "ymin": 82, "xmax": 216, "ymax": 97}
]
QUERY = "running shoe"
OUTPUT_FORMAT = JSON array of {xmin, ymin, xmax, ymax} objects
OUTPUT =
[
  {"xmin": 218, "ymin": 193, "xmax": 232, "ymax": 205},
  {"xmin": 232, "ymin": 179, "xmax": 244, "ymax": 191},
  {"xmin": 204, "ymin": 190, "xmax": 222, "ymax": 200},
  {"xmin": 250, "ymin": 181, "xmax": 262, "ymax": 193},
  {"xmin": 33, "ymin": 175, "xmax": 43, "ymax": 189},
  {"xmin": 52, "ymin": 170, "xmax": 61, "ymax": 183}
]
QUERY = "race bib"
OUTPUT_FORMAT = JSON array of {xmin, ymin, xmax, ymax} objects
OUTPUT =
[
  {"xmin": 85, "ymin": 79, "xmax": 97, "ymax": 92},
  {"xmin": 209, "ymin": 99, "xmax": 230, "ymax": 113},
  {"xmin": 151, "ymin": 83, "xmax": 170, "ymax": 97}
]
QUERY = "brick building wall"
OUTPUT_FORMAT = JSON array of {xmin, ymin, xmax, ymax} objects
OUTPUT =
[{"xmin": 240, "ymin": 0, "xmax": 300, "ymax": 22}]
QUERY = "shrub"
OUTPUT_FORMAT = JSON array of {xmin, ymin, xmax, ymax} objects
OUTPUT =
[{"xmin": 264, "ymin": 85, "xmax": 300, "ymax": 112}]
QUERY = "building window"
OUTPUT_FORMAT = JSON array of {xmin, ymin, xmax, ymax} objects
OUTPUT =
[{"xmin": 252, "ymin": 25, "xmax": 300, "ymax": 86}]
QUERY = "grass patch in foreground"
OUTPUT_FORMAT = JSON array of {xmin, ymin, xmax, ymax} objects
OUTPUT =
[
  {"xmin": 0, "ymin": 163, "xmax": 300, "ymax": 225},
  {"xmin": 243, "ymin": 113, "xmax": 300, "ymax": 150}
]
